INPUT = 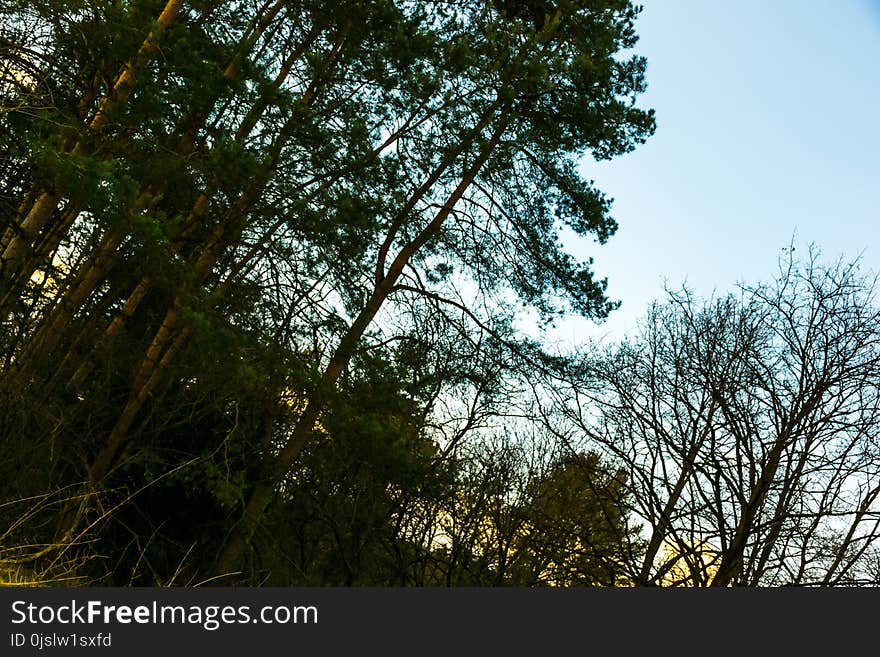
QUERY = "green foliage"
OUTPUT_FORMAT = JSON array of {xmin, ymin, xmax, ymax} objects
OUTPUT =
[
  {"xmin": 513, "ymin": 452, "xmax": 640, "ymax": 586},
  {"xmin": 0, "ymin": 0, "xmax": 654, "ymax": 585}
]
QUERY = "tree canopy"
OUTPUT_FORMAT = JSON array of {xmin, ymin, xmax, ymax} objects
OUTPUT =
[
  {"xmin": 0, "ymin": 0, "xmax": 654, "ymax": 584},
  {"xmin": 5, "ymin": 2, "xmax": 876, "ymax": 589}
]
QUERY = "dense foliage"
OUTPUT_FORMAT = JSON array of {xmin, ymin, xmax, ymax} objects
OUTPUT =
[
  {"xmin": 4, "ymin": 1, "xmax": 876, "ymax": 588},
  {"xmin": 0, "ymin": 0, "xmax": 653, "ymax": 584}
]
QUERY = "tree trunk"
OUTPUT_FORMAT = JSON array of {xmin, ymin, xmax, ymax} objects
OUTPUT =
[
  {"xmin": 0, "ymin": 0, "xmax": 185, "ymax": 297},
  {"xmin": 212, "ymin": 113, "xmax": 511, "ymax": 579}
]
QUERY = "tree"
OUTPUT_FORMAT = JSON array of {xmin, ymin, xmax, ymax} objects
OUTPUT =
[
  {"xmin": 555, "ymin": 249, "xmax": 880, "ymax": 586},
  {"xmin": 0, "ymin": 0, "xmax": 654, "ymax": 584},
  {"xmin": 212, "ymin": 0, "xmax": 654, "ymax": 575},
  {"xmin": 511, "ymin": 451, "xmax": 641, "ymax": 586}
]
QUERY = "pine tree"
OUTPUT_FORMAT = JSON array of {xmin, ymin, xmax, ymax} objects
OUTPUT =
[{"xmin": 0, "ymin": 0, "xmax": 653, "ymax": 584}]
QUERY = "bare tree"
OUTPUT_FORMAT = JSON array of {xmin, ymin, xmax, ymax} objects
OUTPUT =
[{"xmin": 553, "ymin": 249, "xmax": 880, "ymax": 586}]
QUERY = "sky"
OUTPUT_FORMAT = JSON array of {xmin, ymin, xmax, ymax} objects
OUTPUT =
[{"xmin": 554, "ymin": 0, "xmax": 880, "ymax": 344}]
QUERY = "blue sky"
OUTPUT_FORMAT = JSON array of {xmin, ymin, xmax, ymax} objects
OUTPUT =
[{"xmin": 559, "ymin": 0, "xmax": 880, "ymax": 343}]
